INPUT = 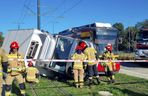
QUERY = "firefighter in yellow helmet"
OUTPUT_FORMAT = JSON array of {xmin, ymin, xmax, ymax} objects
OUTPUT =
[
  {"xmin": 71, "ymin": 45, "xmax": 87, "ymax": 88},
  {"xmin": 80, "ymin": 41, "xmax": 100, "ymax": 86},
  {"xmin": 26, "ymin": 61, "xmax": 39, "ymax": 83},
  {"xmin": 0, "ymin": 48, "xmax": 8, "ymax": 96},
  {"xmin": 102, "ymin": 43, "xmax": 116, "ymax": 83},
  {"xmin": 5, "ymin": 41, "xmax": 26, "ymax": 96}
]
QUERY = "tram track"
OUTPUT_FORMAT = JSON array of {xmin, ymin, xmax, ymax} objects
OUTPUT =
[
  {"xmin": 48, "ymin": 79, "xmax": 74, "ymax": 96},
  {"xmin": 28, "ymin": 78, "xmax": 73, "ymax": 96},
  {"xmin": 29, "ymin": 83, "xmax": 39, "ymax": 96}
]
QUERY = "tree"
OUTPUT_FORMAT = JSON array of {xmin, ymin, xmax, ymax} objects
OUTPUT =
[
  {"xmin": 113, "ymin": 23, "xmax": 124, "ymax": 35},
  {"xmin": 0, "ymin": 32, "xmax": 4, "ymax": 46},
  {"xmin": 125, "ymin": 26, "xmax": 138, "ymax": 51},
  {"xmin": 113, "ymin": 23, "xmax": 125, "ymax": 51},
  {"xmin": 135, "ymin": 19, "xmax": 148, "ymax": 29}
]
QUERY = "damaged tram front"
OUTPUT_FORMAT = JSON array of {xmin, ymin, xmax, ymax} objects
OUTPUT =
[{"xmin": 59, "ymin": 22, "xmax": 120, "ymax": 74}]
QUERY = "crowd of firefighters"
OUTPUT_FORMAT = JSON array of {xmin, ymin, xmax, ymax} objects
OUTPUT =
[
  {"xmin": 71, "ymin": 41, "xmax": 117, "ymax": 88},
  {"xmin": 0, "ymin": 40, "xmax": 117, "ymax": 96}
]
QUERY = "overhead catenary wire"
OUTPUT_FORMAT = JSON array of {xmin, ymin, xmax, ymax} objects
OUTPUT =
[
  {"xmin": 55, "ymin": 0, "xmax": 83, "ymax": 18},
  {"xmin": 43, "ymin": 0, "xmax": 83, "ymax": 30},
  {"xmin": 18, "ymin": 0, "xmax": 31, "ymax": 24},
  {"xmin": 42, "ymin": 0, "xmax": 67, "ymax": 16}
]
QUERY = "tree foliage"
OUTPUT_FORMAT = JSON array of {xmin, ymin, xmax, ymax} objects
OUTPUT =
[
  {"xmin": 0, "ymin": 32, "xmax": 4, "ymax": 46},
  {"xmin": 135, "ymin": 19, "xmax": 148, "ymax": 29},
  {"xmin": 113, "ymin": 19, "xmax": 148, "ymax": 52}
]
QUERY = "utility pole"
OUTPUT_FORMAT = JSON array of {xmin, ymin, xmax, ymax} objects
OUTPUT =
[
  {"xmin": 128, "ymin": 29, "xmax": 131, "ymax": 52},
  {"xmin": 37, "ymin": 0, "xmax": 41, "ymax": 30}
]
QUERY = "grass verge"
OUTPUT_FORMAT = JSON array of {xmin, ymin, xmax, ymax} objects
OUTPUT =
[{"xmin": 11, "ymin": 73, "xmax": 148, "ymax": 96}]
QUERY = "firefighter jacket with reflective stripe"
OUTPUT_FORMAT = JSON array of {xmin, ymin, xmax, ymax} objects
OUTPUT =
[
  {"xmin": 26, "ymin": 67, "xmax": 39, "ymax": 80},
  {"xmin": 7, "ymin": 53, "xmax": 25, "ymax": 75},
  {"xmin": 0, "ymin": 48, "xmax": 8, "ymax": 76},
  {"xmin": 103, "ymin": 51, "xmax": 114, "ymax": 60},
  {"xmin": 84, "ymin": 47, "xmax": 97, "ymax": 65},
  {"xmin": 72, "ymin": 53, "xmax": 87, "ymax": 69},
  {"xmin": 102, "ymin": 51, "xmax": 116, "ymax": 71}
]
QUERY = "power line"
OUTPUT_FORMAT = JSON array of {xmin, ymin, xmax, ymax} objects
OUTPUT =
[
  {"xmin": 56, "ymin": 0, "xmax": 83, "ymax": 19},
  {"xmin": 24, "ymin": 5, "xmax": 36, "ymax": 16},
  {"xmin": 43, "ymin": 0, "xmax": 83, "ymax": 31},
  {"xmin": 17, "ymin": 0, "xmax": 31, "ymax": 28},
  {"xmin": 42, "ymin": 0, "xmax": 67, "ymax": 16}
]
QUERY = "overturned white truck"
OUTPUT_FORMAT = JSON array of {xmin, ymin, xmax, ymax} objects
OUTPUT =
[{"xmin": 2, "ymin": 29, "xmax": 77, "ymax": 77}]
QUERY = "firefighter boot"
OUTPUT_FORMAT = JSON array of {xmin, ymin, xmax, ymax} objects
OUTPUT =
[
  {"xmin": 107, "ymin": 77, "xmax": 112, "ymax": 84},
  {"xmin": 96, "ymin": 78, "xmax": 101, "ymax": 84},
  {"xmin": 79, "ymin": 82, "xmax": 84, "ymax": 88},
  {"xmin": 21, "ymin": 94, "xmax": 26, "ymax": 96},
  {"xmin": 88, "ymin": 79, "xmax": 93, "ymax": 86},
  {"xmin": 111, "ymin": 75, "xmax": 115, "ymax": 83},
  {"xmin": 75, "ymin": 82, "xmax": 79, "ymax": 88}
]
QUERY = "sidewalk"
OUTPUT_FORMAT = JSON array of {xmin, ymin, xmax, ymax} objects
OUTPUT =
[{"xmin": 119, "ymin": 63, "xmax": 148, "ymax": 80}]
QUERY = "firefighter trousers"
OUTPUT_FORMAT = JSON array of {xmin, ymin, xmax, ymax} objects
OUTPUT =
[
  {"xmin": 73, "ymin": 69, "xmax": 84, "ymax": 87},
  {"xmin": 87, "ymin": 64, "xmax": 99, "ymax": 78},
  {"xmin": 5, "ymin": 73, "xmax": 25, "ymax": 96}
]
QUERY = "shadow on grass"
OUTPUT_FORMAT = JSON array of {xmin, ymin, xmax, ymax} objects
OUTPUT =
[
  {"xmin": 111, "ymin": 87, "xmax": 148, "ymax": 96},
  {"xmin": 114, "ymin": 80, "xmax": 148, "ymax": 85}
]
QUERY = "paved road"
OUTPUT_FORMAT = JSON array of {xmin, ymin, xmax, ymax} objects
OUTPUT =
[{"xmin": 119, "ymin": 63, "xmax": 148, "ymax": 80}]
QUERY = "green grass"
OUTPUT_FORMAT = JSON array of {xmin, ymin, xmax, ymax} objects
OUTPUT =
[{"xmin": 11, "ymin": 73, "xmax": 148, "ymax": 96}]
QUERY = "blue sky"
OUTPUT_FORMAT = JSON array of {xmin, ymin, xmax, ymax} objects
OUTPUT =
[{"xmin": 0, "ymin": 0, "xmax": 148, "ymax": 35}]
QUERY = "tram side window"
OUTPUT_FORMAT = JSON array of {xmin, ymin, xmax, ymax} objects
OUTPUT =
[{"xmin": 27, "ymin": 41, "xmax": 39, "ymax": 58}]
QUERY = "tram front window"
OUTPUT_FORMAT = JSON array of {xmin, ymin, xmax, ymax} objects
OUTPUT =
[{"xmin": 95, "ymin": 28, "xmax": 118, "ymax": 53}]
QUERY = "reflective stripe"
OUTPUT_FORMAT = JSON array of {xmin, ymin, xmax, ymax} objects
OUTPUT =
[
  {"xmin": 6, "ymin": 91, "xmax": 11, "ymax": 96},
  {"xmin": 28, "ymin": 67, "xmax": 35, "ymax": 70},
  {"xmin": 8, "ymin": 53, "xmax": 22, "ymax": 58},
  {"xmin": 27, "ymin": 77, "xmax": 36, "ymax": 79},
  {"xmin": 0, "ymin": 70, "xmax": 2, "ymax": 76},
  {"xmin": 7, "ymin": 69, "xmax": 11, "ymax": 72},
  {"xmin": 8, "ymin": 55, "xmax": 18, "ymax": 58},
  {"xmin": 8, "ymin": 68, "xmax": 22, "ymax": 72},
  {"xmin": 20, "ymin": 90, "xmax": 25, "ymax": 94}
]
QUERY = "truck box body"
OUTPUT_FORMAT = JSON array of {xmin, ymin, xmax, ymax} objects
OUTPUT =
[{"xmin": 2, "ymin": 29, "xmax": 56, "ymax": 67}]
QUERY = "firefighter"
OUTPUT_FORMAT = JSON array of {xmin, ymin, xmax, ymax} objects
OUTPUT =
[
  {"xmin": 5, "ymin": 41, "xmax": 26, "ymax": 96},
  {"xmin": 80, "ymin": 41, "xmax": 100, "ymax": 86},
  {"xmin": 71, "ymin": 45, "xmax": 87, "ymax": 88},
  {"xmin": 0, "ymin": 48, "xmax": 8, "ymax": 96},
  {"xmin": 26, "ymin": 61, "xmax": 39, "ymax": 83},
  {"xmin": 102, "ymin": 43, "xmax": 116, "ymax": 83}
]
